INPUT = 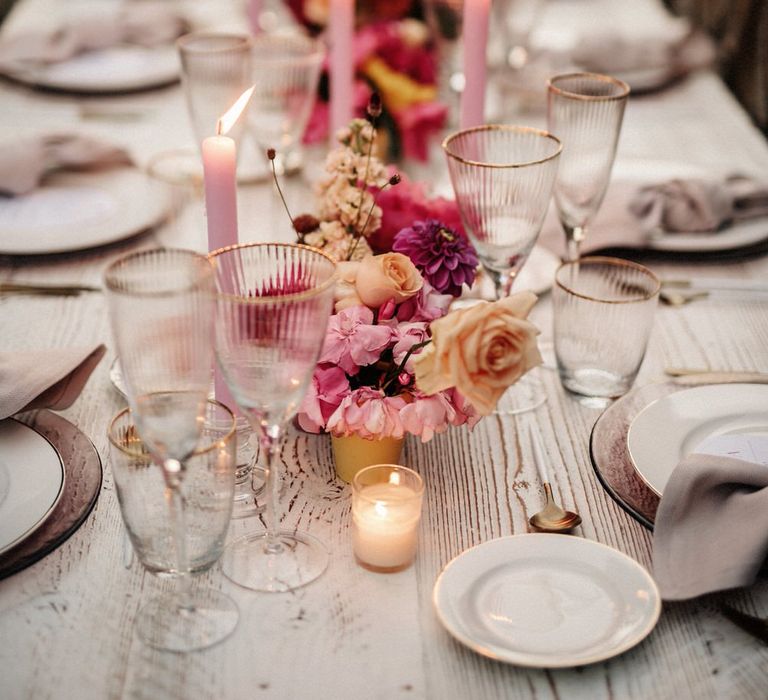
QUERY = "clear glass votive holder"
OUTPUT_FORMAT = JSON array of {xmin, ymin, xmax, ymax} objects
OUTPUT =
[
  {"xmin": 553, "ymin": 256, "xmax": 660, "ymax": 399},
  {"xmin": 108, "ymin": 400, "xmax": 237, "ymax": 575},
  {"xmin": 351, "ymin": 465, "xmax": 425, "ymax": 573}
]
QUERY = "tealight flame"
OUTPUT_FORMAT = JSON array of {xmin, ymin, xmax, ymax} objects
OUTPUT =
[
  {"xmin": 388, "ymin": 471, "xmax": 401, "ymax": 486},
  {"xmin": 216, "ymin": 86, "xmax": 255, "ymax": 136}
]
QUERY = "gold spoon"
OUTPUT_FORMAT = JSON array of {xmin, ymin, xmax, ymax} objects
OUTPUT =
[{"xmin": 527, "ymin": 425, "xmax": 582, "ymax": 533}]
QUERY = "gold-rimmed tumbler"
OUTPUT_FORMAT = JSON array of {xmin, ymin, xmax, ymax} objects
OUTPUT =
[
  {"xmin": 547, "ymin": 72, "xmax": 630, "ymax": 261},
  {"xmin": 553, "ymin": 257, "xmax": 660, "ymax": 399},
  {"xmin": 209, "ymin": 242, "xmax": 336, "ymax": 592}
]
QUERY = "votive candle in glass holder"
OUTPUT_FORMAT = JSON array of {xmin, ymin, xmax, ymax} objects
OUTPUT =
[{"xmin": 351, "ymin": 465, "xmax": 425, "ymax": 573}]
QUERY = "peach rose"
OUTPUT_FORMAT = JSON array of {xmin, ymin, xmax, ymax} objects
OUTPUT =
[
  {"xmin": 414, "ymin": 291, "xmax": 542, "ymax": 415},
  {"xmin": 333, "ymin": 260, "xmax": 364, "ymax": 312},
  {"xmin": 355, "ymin": 253, "xmax": 423, "ymax": 308}
]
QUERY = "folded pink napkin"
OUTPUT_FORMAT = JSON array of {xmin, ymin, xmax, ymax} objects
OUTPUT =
[
  {"xmin": 652, "ymin": 452, "xmax": 768, "ymax": 600},
  {"xmin": 0, "ymin": 345, "xmax": 106, "ymax": 419},
  {"xmin": 0, "ymin": 4, "xmax": 188, "ymax": 70},
  {"xmin": 630, "ymin": 176, "xmax": 768, "ymax": 233},
  {"xmin": 0, "ymin": 134, "xmax": 132, "ymax": 197}
]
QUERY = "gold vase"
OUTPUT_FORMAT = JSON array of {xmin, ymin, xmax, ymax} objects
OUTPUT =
[{"xmin": 331, "ymin": 434, "xmax": 405, "ymax": 483}]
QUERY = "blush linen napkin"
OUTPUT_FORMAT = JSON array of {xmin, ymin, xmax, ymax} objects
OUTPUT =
[
  {"xmin": 629, "ymin": 175, "xmax": 768, "ymax": 233},
  {"xmin": 0, "ymin": 3, "xmax": 189, "ymax": 72},
  {"xmin": 0, "ymin": 345, "xmax": 106, "ymax": 420},
  {"xmin": 0, "ymin": 134, "xmax": 132, "ymax": 197},
  {"xmin": 652, "ymin": 452, "xmax": 768, "ymax": 600},
  {"xmin": 538, "ymin": 175, "xmax": 768, "ymax": 258}
]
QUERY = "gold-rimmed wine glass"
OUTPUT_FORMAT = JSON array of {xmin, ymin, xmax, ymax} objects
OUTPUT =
[
  {"xmin": 209, "ymin": 242, "xmax": 336, "ymax": 592},
  {"xmin": 443, "ymin": 125, "xmax": 561, "ymax": 414},
  {"xmin": 547, "ymin": 72, "xmax": 630, "ymax": 261},
  {"xmin": 443, "ymin": 125, "xmax": 562, "ymax": 300},
  {"xmin": 104, "ymin": 248, "xmax": 239, "ymax": 652}
]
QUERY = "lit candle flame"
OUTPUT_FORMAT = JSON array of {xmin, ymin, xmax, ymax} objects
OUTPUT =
[
  {"xmin": 216, "ymin": 86, "xmax": 255, "ymax": 136},
  {"xmin": 388, "ymin": 471, "xmax": 401, "ymax": 486}
]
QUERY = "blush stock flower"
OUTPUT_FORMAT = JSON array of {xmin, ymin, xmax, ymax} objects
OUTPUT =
[{"xmin": 413, "ymin": 291, "xmax": 542, "ymax": 416}]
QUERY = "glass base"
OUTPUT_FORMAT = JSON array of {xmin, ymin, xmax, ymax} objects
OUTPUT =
[
  {"xmin": 135, "ymin": 589, "xmax": 239, "ymax": 652},
  {"xmin": 559, "ymin": 367, "xmax": 631, "ymax": 400},
  {"xmin": 494, "ymin": 371, "xmax": 547, "ymax": 416},
  {"xmin": 221, "ymin": 529, "xmax": 329, "ymax": 593}
]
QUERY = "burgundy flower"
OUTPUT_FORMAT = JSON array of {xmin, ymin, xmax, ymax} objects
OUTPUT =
[{"xmin": 392, "ymin": 219, "xmax": 478, "ymax": 297}]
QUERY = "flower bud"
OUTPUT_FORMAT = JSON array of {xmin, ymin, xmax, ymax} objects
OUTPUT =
[{"xmin": 267, "ymin": 148, "xmax": 276, "ymax": 160}]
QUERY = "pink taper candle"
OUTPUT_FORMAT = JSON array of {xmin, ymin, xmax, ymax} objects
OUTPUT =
[
  {"xmin": 202, "ymin": 135, "xmax": 238, "ymax": 252},
  {"xmin": 460, "ymin": 0, "xmax": 490, "ymax": 129},
  {"xmin": 247, "ymin": 0, "xmax": 263, "ymax": 34},
  {"xmin": 202, "ymin": 87, "xmax": 254, "ymax": 411},
  {"xmin": 329, "ymin": 0, "xmax": 354, "ymax": 137}
]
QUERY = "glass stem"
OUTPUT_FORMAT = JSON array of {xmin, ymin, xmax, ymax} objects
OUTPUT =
[
  {"xmin": 564, "ymin": 225, "xmax": 586, "ymax": 262},
  {"xmin": 162, "ymin": 458, "xmax": 192, "ymax": 611},
  {"xmin": 490, "ymin": 269, "xmax": 516, "ymax": 300},
  {"xmin": 259, "ymin": 426, "xmax": 283, "ymax": 555}
]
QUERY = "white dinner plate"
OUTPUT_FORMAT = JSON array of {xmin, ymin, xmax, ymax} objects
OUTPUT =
[
  {"xmin": 0, "ymin": 419, "xmax": 65, "ymax": 555},
  {"xmin": 626, "ymin": 384, "xmax": 768, "ymax": 497},
  {"xmin": 0, "ymin": 167, "xmax": 170, "ymax": 255},
  {"xmin": 612, "ymin": 159, "xmax": 768, "ymax": 253},
  {"xmin": 8, "ymin": 45, "xmax": 179, "ymax": 94},
  {"xmin": 433, "ymin": 534, "xmax": 660, "ymax": 668}
]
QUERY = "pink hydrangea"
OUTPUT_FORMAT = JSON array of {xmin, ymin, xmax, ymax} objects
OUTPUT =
[
  {"xmin": 319, "ymin": 306, "xmax": 392, "ymax": 375},
  {"xmin": 297, "ymin": 365, "xmax": 349, "ymax": 433},
  {"xmin": 400, "ymin": 389, "xmax": 481, "ymax": 442},
  {"xmin": 326, "ymin": 386, "xmax": 408, "ymax": 439}
]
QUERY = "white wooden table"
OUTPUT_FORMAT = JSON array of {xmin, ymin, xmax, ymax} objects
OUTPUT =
[{"xmin": 1, "ymin": 1, "xmax": 767, "ymax": 698}]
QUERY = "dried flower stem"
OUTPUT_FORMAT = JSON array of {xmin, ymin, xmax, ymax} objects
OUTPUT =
[
  {"xmin": 381, "ymin": 339, "xmax": 431, "ymax": 393},
  {"xmin": 268, "ymin": 149, "xmax": 300, "ymax": 241}
]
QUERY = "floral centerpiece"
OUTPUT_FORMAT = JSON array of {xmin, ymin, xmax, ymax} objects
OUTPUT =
[
  {"xmin": 297, "ymin": 251, "xmax": 542, "ymax": 481},
  {"xmin": 270, "ymin": 98, "xmax": 542, "ymax": 481}
]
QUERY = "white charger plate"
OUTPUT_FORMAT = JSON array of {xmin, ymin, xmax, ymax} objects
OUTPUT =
[
  {"xmin": 626, "ymin": 384, "xmax": 768, "ymax": 496},
  {"xmin": 0, "ymin": 167, "xmax": 170, "ymax": 255},
  {"xmin": 0, "ymin": 419, "xmax": 65, "ymax": 555},
  {"xmin": 433, "ymin": 534, "xmax": 660, "ymax": 668},
  {"xmin": 9, "ymin": 45, "xmax": 179, "ymax": 94}
]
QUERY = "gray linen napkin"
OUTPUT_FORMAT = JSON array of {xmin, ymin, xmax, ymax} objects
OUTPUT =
[
  {"xmin": 0, "ymin": 4, "xmax": 188, "ymax": 71},
  {"xmin": 652, "ymin": 452, "xmax": 768, "ymax": 600},
  {"xmin": 0, "ymin": 134, "xmax": 132, "ymax": 197},
  {"xmin": 0, "ymin": 345, "xmax": 106, "ymax": 419},
  {"xmin": 630, "ymin": 176, "xmax": 768, "ymax": 233}
]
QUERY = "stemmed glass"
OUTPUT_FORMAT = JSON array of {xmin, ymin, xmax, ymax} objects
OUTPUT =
[
  {"xmin": 169, "ymin": 32, "xmax": 254, "ymax": 182},
  {"xmin": 104, "ymin": 248, "xmax": 239, "ymax": 652},
  {"xmin": 547, "ymin": 72, "xmax": 630, "ymax": 261},
  {"xmin": 247, "ymin": 34, "xmax": 324, "ymax": 176},
  {"xmin": 443, "ymin": 125, "xmax": 562, "ymax": 299},
  {"xmin": 209, "ymin": 242, "xmax": 336, "ymax": 592},
  {"xmin": 443, "ymin": 125, "xmax": 561, "ymax": 413}
]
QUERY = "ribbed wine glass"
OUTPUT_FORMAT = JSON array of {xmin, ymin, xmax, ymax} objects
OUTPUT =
[
  {"xmin": 547, "ymin": 72, "xmax": 630, "ymax": 261},
  {"xmin": 209, "ymin": 242, "xmax": 336, "ymax": 592},
  {"xmin": 247, "ymin": 34, "xmax": 324, "ymax": 175},
  {"xmin": 443, "ymin": 125, "xmax": 562, "ymax": 299},
  {"xmin": 104, "ymin": 248, "xmax": 239, "ymax": 652},
  {"xmin": 443, "ymin": 125, "xmax": 561, "ymax": 414}
]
